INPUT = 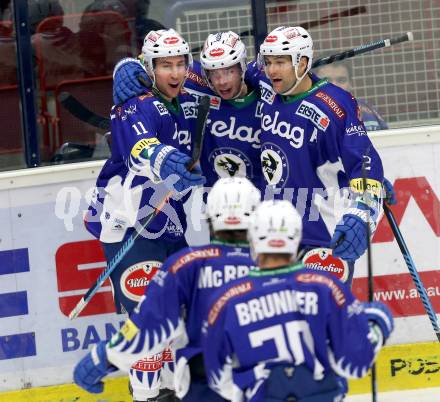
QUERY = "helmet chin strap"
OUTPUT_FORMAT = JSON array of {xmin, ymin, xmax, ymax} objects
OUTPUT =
[
  {"xmin": 281, "ymin": 65, "xmax": 308, "ymax": 96},
  {"xmin": 230, "ymin": 81, "xmax": 248, "ymax": 99}
]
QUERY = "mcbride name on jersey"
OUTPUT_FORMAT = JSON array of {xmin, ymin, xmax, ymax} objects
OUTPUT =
[
  {"xmin": 85, "ymin": 90, "xmax": 198, "ymax": 243},
  {"xmin": 104, "ymin": 241, "xmax": 256, "ymax": 398},
  {"xmin": 251, "ymin": 66, "xmax": 384, "ymax": 248},
  {"xmin": 203, "ymin": 264, "xmax": 379, "ymax": 401},
  {"xmin": 185, "ymin": 62, "xmax": 263, "ymax": 188}
]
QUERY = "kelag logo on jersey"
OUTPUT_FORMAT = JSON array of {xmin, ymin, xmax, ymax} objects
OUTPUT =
[
  {"xmin": 209, "ymin": 147, "xmax": 252, "ymax": 179},
  {"xmin": 296, "ymin": 100, "xmax": 330, "ymax": 131},
  {"xmin": 261, "ymin": 143, "xmax": 289, "ymax": 187},
  {"xmin": 210, "ymin": 117, "xmax": 261, "ymax": 149}
]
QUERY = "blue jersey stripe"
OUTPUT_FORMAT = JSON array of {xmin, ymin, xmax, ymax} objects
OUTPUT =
[
  {"xmin": 0, "ymin": 332, "xmax": 36, "ymax": 360},
  {"xmin": 0, "ymin": 248, "xmax": 30, "ymax": 275},
  {"xmin": 0, "ymin": 291, "xmax": 29, "ymax": 318}
]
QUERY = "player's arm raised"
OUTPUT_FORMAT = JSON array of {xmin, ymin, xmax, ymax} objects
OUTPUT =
[{"xmin": 113, "ymin": 96, "xmax": 204, "ymax": 193}]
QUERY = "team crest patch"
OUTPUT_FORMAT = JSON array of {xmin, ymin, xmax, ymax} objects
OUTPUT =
[
  {"xmin": 302, "ymin": 248, "xmax": 350, "ymax": 283},
  {"xmin": 209, "ymin": 148, "xmax": 252, "ymax": 179},
  {"xmin": 120, "ymin": 261, "xmax": 162, "ymax": 302},
  {"xmin": 261, "ymin": 143, "xmax": 289, "ymax": 187}
]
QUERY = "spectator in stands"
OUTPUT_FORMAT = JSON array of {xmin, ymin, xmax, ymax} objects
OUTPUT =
[
  {"xmin": 314, "ymin": 61, "xmax": 388, "ymax": 131},
  {"xmin": 0, "ymin": 0, "xmax": 10, "ymax": 19},
  {"xmin": 28, "ymin": 0, "xmax": 64, "ymax": 34},
  {"xmin": 82, "ymin": 0, "xmax": 165, "ymax": 54}
]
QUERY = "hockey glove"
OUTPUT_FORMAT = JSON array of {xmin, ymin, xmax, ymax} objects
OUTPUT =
[
  {"xmin": 150, "ymin": 145, "xmax": 205, "ymax": 193},
  {"xmin": 113, "ymin": 57, "xmax": 151, "ymax": 105},
  {"xmin": 330, "ymin": 202, "xmax": 377, "ymax": 261},
  {"xmin": 363, "ymin": 301, "xmax": 394, "ymax": 347},
  {"xmin": 383, "ymin": 177, "xmax": 397, "ymax": 205},
  {"xmin": 73, "ymin": 341, "xmax": 117, "ymax": 393}
]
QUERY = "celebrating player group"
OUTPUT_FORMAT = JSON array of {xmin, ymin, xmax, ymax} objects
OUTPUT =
[{"xmin": 73, "ymin": 25, "xmax": 395, "ymax": 402}]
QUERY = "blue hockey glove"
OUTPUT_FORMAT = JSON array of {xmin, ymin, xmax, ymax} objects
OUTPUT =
[
  {"xmin": 330, "ymin": 202, "xmax": 376, "ymax": 261},
  {"xmin": 73, "ymin": 341, "xmax": 116, "ymax": 393},
  {"xmin": 383, "ymin": 177, "xmax": 397, "ymax": 205},
  {"xmin": 113, "ymin": 57, "xmax": 151, "ymax": 105},
  {"xmin": 150, "ymin": 145, "xmax": 205, "ymax": 193},
  {"xmin": 363, "ymin": 301, "xmax": 394, "ymax": 343}
]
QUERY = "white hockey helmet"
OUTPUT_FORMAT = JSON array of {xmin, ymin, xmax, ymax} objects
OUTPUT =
[
  {"xmin": 248, "ymin": 200, "xmax": 302, "ymax": 258},
  {"xmin": 200, "ymin": 31, "xmax": 247, "ymax": 93},
  {"xmin": 207, "ymin": 177, "xmax": 260, "ymax": 232},
  {"xmin": 259, "ymin": 26, "xmax": 313, "ymax": 95},
  {"xmin": 141, "ymin": 28, "xmax": 193, "ymax": 76},
  {"xmin": 200, "ymin": 31, "xmax": 247, "ymax": 72}
]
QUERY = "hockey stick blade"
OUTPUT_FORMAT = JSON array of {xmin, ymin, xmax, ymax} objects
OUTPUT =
[
  {"xmin": 69, "ymin": 96, "xmax": 210, "ymax": 320},
  {"xmin": 312, "ymin": 32, "xmax": 414, "ymax": 68},
  {"xmin": 58, "ymin": 92, "xmax": 111, "ymax": 131},
  {"xmin": 384, "ymin": 204, "xmax": 440, "ymax": 342}
]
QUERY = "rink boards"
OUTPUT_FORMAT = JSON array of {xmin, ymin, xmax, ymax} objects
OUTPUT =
[{"xmin": 0, "ymin": 126, "xmax": 440, "ymax": 397}]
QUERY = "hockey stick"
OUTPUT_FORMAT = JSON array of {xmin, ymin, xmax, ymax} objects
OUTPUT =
[
  {"xmin": 312, "ymin": 32, "xmax": 414, "ymax": 68},
  {"xmin": 383, "ymin": 203, "xmax": 440, "ymax": 342},
  {"xmin": 361, "ymin": 150, "xmax": 377, "ymax": 402},
  {"xmin": 68, "ymin": 96, "xmax": 211, "ymax": 320},
  {"xmin": 59, "ymin": 32, "xmax": 414, "ymax": 130},
  {"xmin": 58, "ymin": 91, "xmax": 111, "ymax": 131}
]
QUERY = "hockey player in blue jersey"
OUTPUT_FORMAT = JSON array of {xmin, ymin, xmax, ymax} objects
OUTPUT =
[
  {"xmin": 73, "ymin": 177, "xmax": 261, "ymax": 401},
  {"xmin": 113, "ymin": 31, "xmax": 263, "ymax": 188},
  {"xmin": 84, "ymin": 28, "xmax": 205, "ymax": 401},
  {"xmin": 254, "ymin": 26, "xmax": 385, "ymax": 284},
  {"xmin": 203, "ymin": 200, "xmax": 394, "ymax": 402},
  {"xmin": 112, "ymin": 27, "xmax": 392, "ymax": 284}
]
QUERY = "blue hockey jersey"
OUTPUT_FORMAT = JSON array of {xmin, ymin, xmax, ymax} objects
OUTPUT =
[
  {"xmin": 184, "ymin": 62, "xmax": 263, "ymax": 188},
  {"xmin": 203, "ymin": 264, "xmax": 378, "ymax": 401},
  {"xmin": 248, "ymin": 63, "xmax": 384, "ymax": 248},
  {"xmin": 85, "ymin": 90, "xmax": 198, "ymax": 243},
  {"xmin": 104, "ymin": 241, "xmax": 256, "ymax": 397}
]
